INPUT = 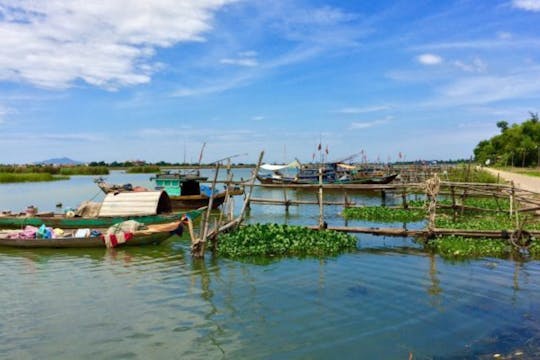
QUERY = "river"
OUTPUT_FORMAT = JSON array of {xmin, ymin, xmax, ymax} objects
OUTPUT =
[{"xmin": 1, "ymin": 169, "xmax": 539, "ymax": 359}]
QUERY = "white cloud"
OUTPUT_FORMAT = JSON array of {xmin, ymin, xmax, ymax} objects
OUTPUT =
[
  {"xmin": 512, "ymin": 0, "xmax": 540, "ymax": 11},
  {"xmin": 0, "ymin": 0, "xmax": 234, "ymax": 89},
  {"xmin": 336, "ymin": 105, "xmax": 391, "ymax": 114},
  {"xmin": 453, "ymin": 57, "xmax": 487, "ymax": 73},
  {"xmin": 349, "ymin": 117, "xmax": 391, "ymax": 129},
  {"xmin": 251, "ymin": 115, "xmax": 264, "ymax": 121},
  {"xmin": 220, "ymin": 58, "xmax": 258, "ymax": 67},
  {"xmin": 417, "ymin": 53, "xmax": 443, "ymax": 65}
]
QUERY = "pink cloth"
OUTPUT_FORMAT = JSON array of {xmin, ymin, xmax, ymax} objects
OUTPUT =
[{"xmin": 7, "ymin": 225, "xmax": 39, "ymax": 239}]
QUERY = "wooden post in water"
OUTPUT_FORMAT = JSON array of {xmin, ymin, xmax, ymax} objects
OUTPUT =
[
  {"xmin": 192, "ymin": 163, "xmax": 220, "ymax": 258},
  {"xmin": 318, "ymin": 166, "xmax": 325, "ymax": 229},
  {"xmin": 283, "ymin": 187, "xmax": 289, "ymax": 213},
  {"xmin": 237, "ymin": 151, "xmax": 264, "ymax": 226},
  {"xmin": 401, "ymin": 188, "xmax": 408, "ymax": 209},
  {"xmin": 425, "ymin": 174, "xmax": 441, "ymax": 236},
  {"xmin": 381, "ymin": 190, "xmax": 386, "ymax": 207}
]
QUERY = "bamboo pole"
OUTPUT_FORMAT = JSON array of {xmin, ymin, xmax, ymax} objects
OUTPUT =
[
  {"xmin": 248, "ymin": 198, "xmax": 353, "ymax": 206},
  {"xmin": 318, "ymin": 166, "xmax": 325, "ymax": 229},
  {"xmin": 237, "ymin": 151, "xmax": 264, "ymax": 226},
  {"xmin": 192, "ymin": 163, "xmax": 220, "ymax": 258}
]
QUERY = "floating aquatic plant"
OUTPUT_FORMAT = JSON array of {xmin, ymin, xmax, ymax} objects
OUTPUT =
[
  {"xmin": 342, "ymin": 206, "xmax": 425, "ymax": 223},
  {"xmin": 217, "ymin": 223, "xmax": 357, "ymax": 258},
  {"xmin": 424, "ymin": 236, "xmax": 510, "ymax": 259}
]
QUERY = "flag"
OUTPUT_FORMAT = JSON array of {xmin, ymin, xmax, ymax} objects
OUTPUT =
[
  {"xmin": 325, "ymin": 145, "xmax": 329, "ymax": 154},
  {"xmin": 317, "ymin": 143, "xmax": 322, "ymax": 151},
  {"xmin": 312, "ymin": 153, "xmax": 316, "ymax": 160},
  {"xmin": 398, "ymin": 152, "xmax": 402, "ymax": 159}
]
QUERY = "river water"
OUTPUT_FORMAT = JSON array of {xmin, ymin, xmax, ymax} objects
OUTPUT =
[{"xmin": 1, "ymin": 169, "xmax": 539, "ymax": 359}]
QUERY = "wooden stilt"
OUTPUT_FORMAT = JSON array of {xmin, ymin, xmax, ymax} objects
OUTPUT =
[{"xmin": 318, "ymin": 166, "xmax": 325, "ymax": 229}]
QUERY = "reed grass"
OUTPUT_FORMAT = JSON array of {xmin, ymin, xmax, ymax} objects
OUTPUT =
[
  {"xmin": 59, "ymin": 166, "xmax": 109, "ymax": 175},
  {"xmin": 0, "ymin": 173, "xmax": 69, "ymax": 183},
  {"xmin": 126, "ymin": 166, "xmax": 161, "ymax": 174}
]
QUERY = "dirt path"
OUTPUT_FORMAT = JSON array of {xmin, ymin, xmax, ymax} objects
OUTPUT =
[{"xmin": 484, "ymin": 168, "xmax": 540, "ymax": 194}]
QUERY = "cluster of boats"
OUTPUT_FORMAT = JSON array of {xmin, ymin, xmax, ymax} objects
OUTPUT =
[
  {"xmin": 256, "ymin": 161, "xmax": 398, "ymax": 185},
  {"xmin": 0, "ymin": 169, "xmax": 245, "ymax": 249}
]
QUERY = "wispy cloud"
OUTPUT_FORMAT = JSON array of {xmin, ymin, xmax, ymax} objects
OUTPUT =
[
  {"xmin": 0, "ymin": 1, "xmax": 235, "ymax": 89},
  {"xmin": 251, "ymin": 115, "xmax": 265, "ymax": 121},
  {"xmin": 349, "ymin": 117, "xmax": 391, "ymax": 129},
  {"xmin": 171, "ymin": 73, "xmax": 253, "ymax": 97},
  {"xmin": 336, "ymin": 105, "xmax": 392, "ymax": 114},
  {"xmin": 220, "ymin": 58, "xmax": 258, "ymax": 67},
  {"xmin": 453, "ymin": 57, "xmax": 487, "ymax": 73},
  {"xmin": 412, "ymin": 38, "xmax": 540, "ymax": 50},
  {"xmin": 512, "ymin": 0, "xmax": 540, "ymax": 11},
  {"xmin": 417, "ymin": 53, "xmax": 443, "ymax": 65},
  {"xmin": 430, "ymin": 66, "xmax": 540, "ymax": 106}
]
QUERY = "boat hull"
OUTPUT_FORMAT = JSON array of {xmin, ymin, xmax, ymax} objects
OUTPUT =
[
  {"xmin": 0, "ymin": 232, "xmax": 172, "ymax": 248},
  {"xmin": 0, "ymin": 209, "xmax": 203, "ymax": 229}
]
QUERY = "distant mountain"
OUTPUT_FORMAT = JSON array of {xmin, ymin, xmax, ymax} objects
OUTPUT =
[{"xmin": 35, "ymin": 157, "xmax": 83, "ymax": 165}]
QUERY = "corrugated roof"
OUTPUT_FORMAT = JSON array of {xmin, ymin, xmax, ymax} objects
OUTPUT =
[{"xmin": 98, "ymin": 191, "xmax": 171, "ymax": 217}]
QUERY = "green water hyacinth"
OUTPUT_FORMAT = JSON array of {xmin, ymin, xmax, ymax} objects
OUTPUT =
[
  {"xmin": 342, "ymin": 206, "xmax": 425, "ymax": 223},
  {"xmin": 425, "ymin": 236, "xmax": 510, "ymax": 259},
  {"xmin": 217, "ymin": 223, "xmax": 357, "ymax": 258}
]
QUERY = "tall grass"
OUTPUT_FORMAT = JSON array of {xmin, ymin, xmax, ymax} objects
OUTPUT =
[
  {"xmin": 126, "ymin": 166, "xmax": 161, "ymax": 174},
  {"xmin": 59, "ymin": 166, "xmax": 109, "ymax": 175},
  {"xmin": 446, "ymin": 165, "xmax": 498, "ymax": 183},
  {"xmin": 0, "ymin": 173, "xmax": 69, "ymax": 183}
]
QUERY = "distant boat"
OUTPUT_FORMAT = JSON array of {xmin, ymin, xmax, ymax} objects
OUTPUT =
[
  {"xmin": 257, "ymin": 160, "xmax": 398, "ymax": 185},
  {"xmin": 0, "ymin": 191, "xmax": 204, "ymax": 229}
]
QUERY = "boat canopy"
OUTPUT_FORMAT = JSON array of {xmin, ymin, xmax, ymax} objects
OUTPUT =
[
  {"xmin": 99, "ymin": 191, "xmax": 172, "ymax": 217},
  {"xmin": 337, "ymin": 163, "xmax": 357, "ymax": 170},
  {"xmin": 260, "ymin": 160, "xmax": 301, "ymax": 171}
]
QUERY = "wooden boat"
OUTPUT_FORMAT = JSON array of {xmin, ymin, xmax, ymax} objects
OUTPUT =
[
  {"xmin": 335, "ymin": 173, "xmax": 399, "ymax": 184},
  {"xmin": 257, "ymin": 160, "xmax": 398, "ymax": 185},
  {"xmin": 151, "ymin": 172, "xmax": 243, "ymax": 210},
  {"xmin": 0, "ymin": 220, "xmax": 184, "ymax": 248},
  {"xmin": 0, "ymin": 191, "xmax": 204, "ymax": 229}
]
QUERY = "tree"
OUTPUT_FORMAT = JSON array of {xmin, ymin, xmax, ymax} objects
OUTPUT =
[{"xmin": 496, "ymin": 121, "xmax": 509, "ymax": 132}]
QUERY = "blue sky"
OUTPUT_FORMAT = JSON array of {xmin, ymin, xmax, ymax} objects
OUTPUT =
[{"xmin": 0, "ymin": 0, "xmax": 539, "ymax": 164}]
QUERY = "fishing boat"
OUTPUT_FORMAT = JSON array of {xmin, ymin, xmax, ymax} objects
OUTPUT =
[
  {"xmin": 0, "ymin": 191, "xmax": 204, "ymax": 229},
  {"xmin": 256, "ymin": 160, "xmax": 301, "ymax": 184},
  {"xmin": 257, "ymin": 160, "xmax": 397, "ymax": 185},
  {"xmin": 151, "ymin": 171, "xmax": 243, "ymax": 210},
  {"xmin": 0, "ymin": 216, "xmax": 192, "ymax": 248}
]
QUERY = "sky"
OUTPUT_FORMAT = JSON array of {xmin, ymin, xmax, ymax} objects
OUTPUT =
[{"xmin": 0, "ymin": 0, "xmax": 539, "ymax": 164}]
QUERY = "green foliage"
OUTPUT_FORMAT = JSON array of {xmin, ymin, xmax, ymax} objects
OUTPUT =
[
  {"xmin": 0, "ymin": 173, "xmax": 69, "ymax": 183},
  {"xmin": 410, "ymin": 197, "xmax": 510, "ymax": 211},
  {"xmin": 436, "ymin": 213, "xmax": 540, "ymax": 231},
  {"xmin": 474, "ymin": 114, "xmax": 540, "ymax": 167},
  {"xmin": 217, "ymin": 223, "xmax": 357, "ymax": 258},
  {"xmin": 342, "ymin": 206, "xmax": 425, "ymax": 222},
  {"xmin": 425, "ymin": 236, "xmax": 510, "ymax": 259},
  {"xmin": 59, "ymin": 166, "xmax": 109, "ymax": 175},
  {"xmin": 126, "ymin": 165, "xmax": 161, "ymax": 174}
]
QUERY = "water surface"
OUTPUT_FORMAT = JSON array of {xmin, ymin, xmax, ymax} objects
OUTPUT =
[{"xmin": 1, "ymin": 169, "xmax": 539, "ymax": 359}]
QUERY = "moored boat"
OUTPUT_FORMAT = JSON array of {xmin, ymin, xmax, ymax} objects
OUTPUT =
[
  {"xmin": 0, "ymin": 191, "xmax": 204, "ymax": 229},
  {"xmin": 0, "ymin": 219, "xmax": 187, "ymax": 248},
  {"xmin": 151, "ymin": 171, "xmax": 243, "ymax": 210}
]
